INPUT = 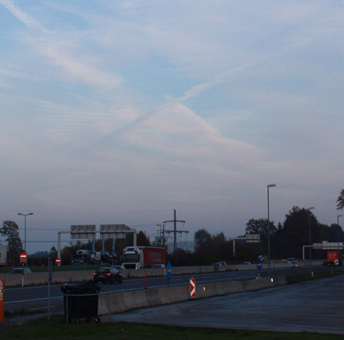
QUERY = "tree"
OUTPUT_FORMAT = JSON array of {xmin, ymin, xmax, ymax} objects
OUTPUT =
[
  {"xmin": 337, "ymin": 189, "xmax": 344, "ymax": 210},
  {"xmin": 194, "ymin": 229, "xmax": 212, "ymax": 264},
  {"xmin": 277, "ymin": 206, "xmax": 319, "ymax": 258},
  {"xmin": 137, "ymin": 231, "xmax": 151, "ymax": 246},
  {"xmin": 49, "ymin": 246, "xmax": 57, "ymax": 262},
  {"xmin": 245, "ymin": 218, "xmax": 276, "ymax": 244},
  {"xmin": 0, "ymin": 220, "xmax": 23, "ymax": 266}
]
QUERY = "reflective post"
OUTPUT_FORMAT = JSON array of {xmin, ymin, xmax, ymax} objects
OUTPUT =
[
  {"xmin": 308, "ymin": 207, "xmax": 315, "ymax": 276},
  {"xmin": 267, "ymin": 184, "xmax": 276, "ymax": 278}
]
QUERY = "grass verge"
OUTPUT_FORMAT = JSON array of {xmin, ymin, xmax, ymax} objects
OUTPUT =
[
  {"xmin": 0, "ymin": 317, "xmax": 342, "ymax": 340},
  {"xmin": 286, "ymin": 270, "xmax": 344, "ymax": 284}
]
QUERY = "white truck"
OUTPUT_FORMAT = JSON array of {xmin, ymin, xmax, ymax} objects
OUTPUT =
[{"xmin": 121, "ymin": 246, "xmax": 166, "ymax": 269}]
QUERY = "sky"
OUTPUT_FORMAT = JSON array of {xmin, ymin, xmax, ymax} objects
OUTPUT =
[{"xmin": 1, "ymin": 0, "xmax": 344, "ymax": 254}]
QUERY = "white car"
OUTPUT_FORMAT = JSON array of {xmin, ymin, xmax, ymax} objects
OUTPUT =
[
  {"xmin": 290, "ymin": 260, "xmax": 299, "ymax": 268},
  {"xmin": 151, "ymin": 264, "xmax": 165, "ymax": 268}
]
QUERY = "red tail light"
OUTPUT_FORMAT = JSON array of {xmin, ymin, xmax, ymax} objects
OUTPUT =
[{"xmin": 106, "ymin": 273, "xmax": 111, "ymax": 276}]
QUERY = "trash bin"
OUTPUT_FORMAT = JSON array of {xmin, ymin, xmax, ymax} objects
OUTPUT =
[{"xmin": 61, "ymin": 280, "xmax": 101, "ymax": 323}]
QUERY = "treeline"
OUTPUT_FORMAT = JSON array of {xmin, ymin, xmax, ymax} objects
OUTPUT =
[
  {"xmin": 2, "ymin": 203, "xmax": 343, "ymax": 266},
  {"xmin": 171, "ymin": 205, "xmax": 343, "ymax": 266}
]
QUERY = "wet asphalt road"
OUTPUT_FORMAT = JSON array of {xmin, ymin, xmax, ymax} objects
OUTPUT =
[{"xmin": 105, "ymin": 274, "xmax": 344, "ymax": 334}]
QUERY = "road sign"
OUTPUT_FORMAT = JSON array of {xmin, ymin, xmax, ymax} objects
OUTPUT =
[
  {"xmin": 167, "ymin": 262, "xmax": 173, "ymax": 280},
  {"xmin": 55, "ymin": 258, "xmax": 61, "ymax": 265},
  {"xmin": 257, "ymin": 259, "xmax": 262, "ymax": 271},
  {"xmin": 20, "ymin": 253, "xmax": 27, "ymax": 263},
  {"xmin": 190, "ymin": 278, "xmax": 196, "ymax": 298}
]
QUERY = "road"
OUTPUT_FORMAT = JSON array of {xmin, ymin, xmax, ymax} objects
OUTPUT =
[
  {"xmin": 108, "ymin": 274, "xmax": 344, "ymax": 334},
  {"xmin": 4, "ymin": 269, "xmax": 257, "ymax": 313}
]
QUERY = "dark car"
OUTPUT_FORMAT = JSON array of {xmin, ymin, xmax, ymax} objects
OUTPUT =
[
  {"xmin": 9, "ymin": 268, "xmax": 32, "ymax": 274},
  {"xmin": 93, "ymin": 267, "xmax": 123, "ymax": 284}
]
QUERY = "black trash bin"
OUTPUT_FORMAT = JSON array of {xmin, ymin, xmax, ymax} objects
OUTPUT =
[{"xmin": 61, "ymin": 280, "xmax": 101, "ymax": 323}]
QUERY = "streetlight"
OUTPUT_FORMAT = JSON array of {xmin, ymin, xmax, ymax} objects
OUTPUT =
[
  {"xmin": 337, "ymin": 215, "xmax": 342, "ymax": 265},
  {"xmin": 308, "ymin": 207, "xmax": 315, "ymax": 276},
  {"xmin": 18, "ymin": 212, "xmax": 33, "ymax": 253},
  {"xmin": 267, "ymin": 184, "xmax": 276, "ymax": 278}
]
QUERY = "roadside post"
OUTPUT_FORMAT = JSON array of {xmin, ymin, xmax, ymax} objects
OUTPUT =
[
  {"xmin": 48, "ymin": 256, "xmax": 52, "ymax": 320},
  {"xmin": 145, "ymin": 271, "xmax": 147, "ymax": 289},
  {"xmin": 0, "ymin": 280, "xmax": 4, "ymax": 322},
  {"xmin": 190, "ymin": 278, "xmax": 196, "ymax": 298},
  {"xmin": 20, "ymin": 253, "xmax": 27, "ymax": 287},
  {"xmin": 167, "ymin": 262, "xmax": 173, "ymax": 287}
]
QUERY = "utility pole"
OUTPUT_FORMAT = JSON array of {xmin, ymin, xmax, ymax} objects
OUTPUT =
[{"xmin": 163, "ymin": 209, "xmax": 188, "ymax": 253}]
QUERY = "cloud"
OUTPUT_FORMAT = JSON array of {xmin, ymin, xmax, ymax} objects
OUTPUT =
[
  {"xmin": 0, "ymin": 0, "xmax": 43, "ymax": 29},
  {"xmin": 1, "ymin": 0, "xmax": 123, "ymax": 89}
]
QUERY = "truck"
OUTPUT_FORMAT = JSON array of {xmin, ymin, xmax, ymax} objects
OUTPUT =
[
  {"xmin": 71, "ymin": 253, "xmax": 89, "ymax": 265},
  {"xmin": 325, "ymin": 251, "xmax": 342, "ymax": 266},
  {"xmin": 121, "ymin": 246, "xmax": 166, "ymax": 269}
]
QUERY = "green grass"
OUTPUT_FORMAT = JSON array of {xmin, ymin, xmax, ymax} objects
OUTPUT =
[
  {"xmin": 286, "ymin": 270, "xmax": 344, "ymax": 284},
  {"xmin": 1, "ymin": 317, "xmax": 342, "ymax": 340}
]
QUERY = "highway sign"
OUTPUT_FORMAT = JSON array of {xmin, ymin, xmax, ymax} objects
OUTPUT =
[
  {"xmin": 167, "ymin": 262, "xmax": 173, "ymax": 280},
  {"xmin": 190, "ymin": 278, "xmax": 196, "ymax": 298},
  {"xmin": 20, "ymin": 253, "xmax": 27, "ymax": 263}
]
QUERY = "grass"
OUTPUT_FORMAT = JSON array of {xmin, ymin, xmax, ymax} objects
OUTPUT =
[
  {"xmin": 0, "ymin": 317, "xmax": 342, "ymax": 340},
  {"xmin": 286, "ymin": 269, "xmax": 344, "ymax": 284},
  {"xmin": 4, "ymin": 308, "xmax": 46, "ymax": 318}
]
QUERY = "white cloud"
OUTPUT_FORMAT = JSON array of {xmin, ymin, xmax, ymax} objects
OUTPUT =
[{"xmin": 1, "ymin": 1, "xmax": 344, "ymax": 253}]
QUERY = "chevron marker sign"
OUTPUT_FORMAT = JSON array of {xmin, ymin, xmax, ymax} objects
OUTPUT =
[{"xmin": 190, "ymin": 278, "xmax": 196, "ymax": 298}]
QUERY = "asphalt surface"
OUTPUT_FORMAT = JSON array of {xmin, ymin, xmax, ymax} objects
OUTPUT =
[
  {"xmin": 4, "ymin": 270, "xmax": 257, "ymax": 313},
  {"xmin": 105, "ymin": 274, "xmax": 344, "ymax": 334}
]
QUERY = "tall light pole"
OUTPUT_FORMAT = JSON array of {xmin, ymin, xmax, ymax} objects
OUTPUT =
[
  {"xmin": 338, "ymin": 214, "xmax": 342, "ymax": 265},
  {"xmin": 18, "ymin": 212, "xmax": 33, "ymax": 253},
  {"xmin": 267, "ymin": 184, "xmax": 276, "ymax": 277},
  {"xmin": 308, "ymin": 207, "xmax": 315, "ymax": 276}
]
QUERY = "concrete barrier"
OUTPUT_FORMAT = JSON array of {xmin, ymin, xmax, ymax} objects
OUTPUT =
[
  {"xmin": 0, "ymin": 263, "xmax": 292, "ymax": 287},
  {"xmin": 98, "ymin": 276, "xmax": 288, "ymax": 316}
]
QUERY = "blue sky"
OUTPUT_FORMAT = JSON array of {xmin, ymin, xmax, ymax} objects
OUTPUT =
[{"xmin": 1, "ymin": 0, "xmax": 344, "ymax": 254}]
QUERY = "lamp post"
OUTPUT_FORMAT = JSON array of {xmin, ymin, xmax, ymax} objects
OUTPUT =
[
  {"xmin": 308, "ymin": 207, "xmax": 315, "ymax": 276},
  {"xmin": 267, "ymin": 184, "xmax": 276, "ymax": 278},
  {"xmin": 18, "ymin": 212, "xmax": 33, "ymax": 253},
  {"xmin": 338, "ymin": 215, "xmax": 342, "ymax": 265}
]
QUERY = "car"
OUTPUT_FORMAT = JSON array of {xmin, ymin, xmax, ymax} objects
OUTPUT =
[
  {"xmin": 242, "ymin": 262, "xmax": 252, "ymax": 265},
  {"xmin": 214, "ymin": 261, "xmax": 227, "ymax": 266},
  {"xmin": 151, "ymin": 264, "xmax": 165, "ymax": 268},
  {"xmin": 112, "ymin": 264, "xmax": 126, "ymax": 270},
  {"xmin": 290, "ymin": 260, "xmax": 299, "ymax": 268},
  {"xmin": 93, "ymin": 267, "xmax": 123, "ymax": 284},
  {"xmin": 9, "ymin": 268, "xmax": 32, "ymax": 274},
  {"xmin": 287, "ymin": 257, "xmax": 296, "ymax": 263}
]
